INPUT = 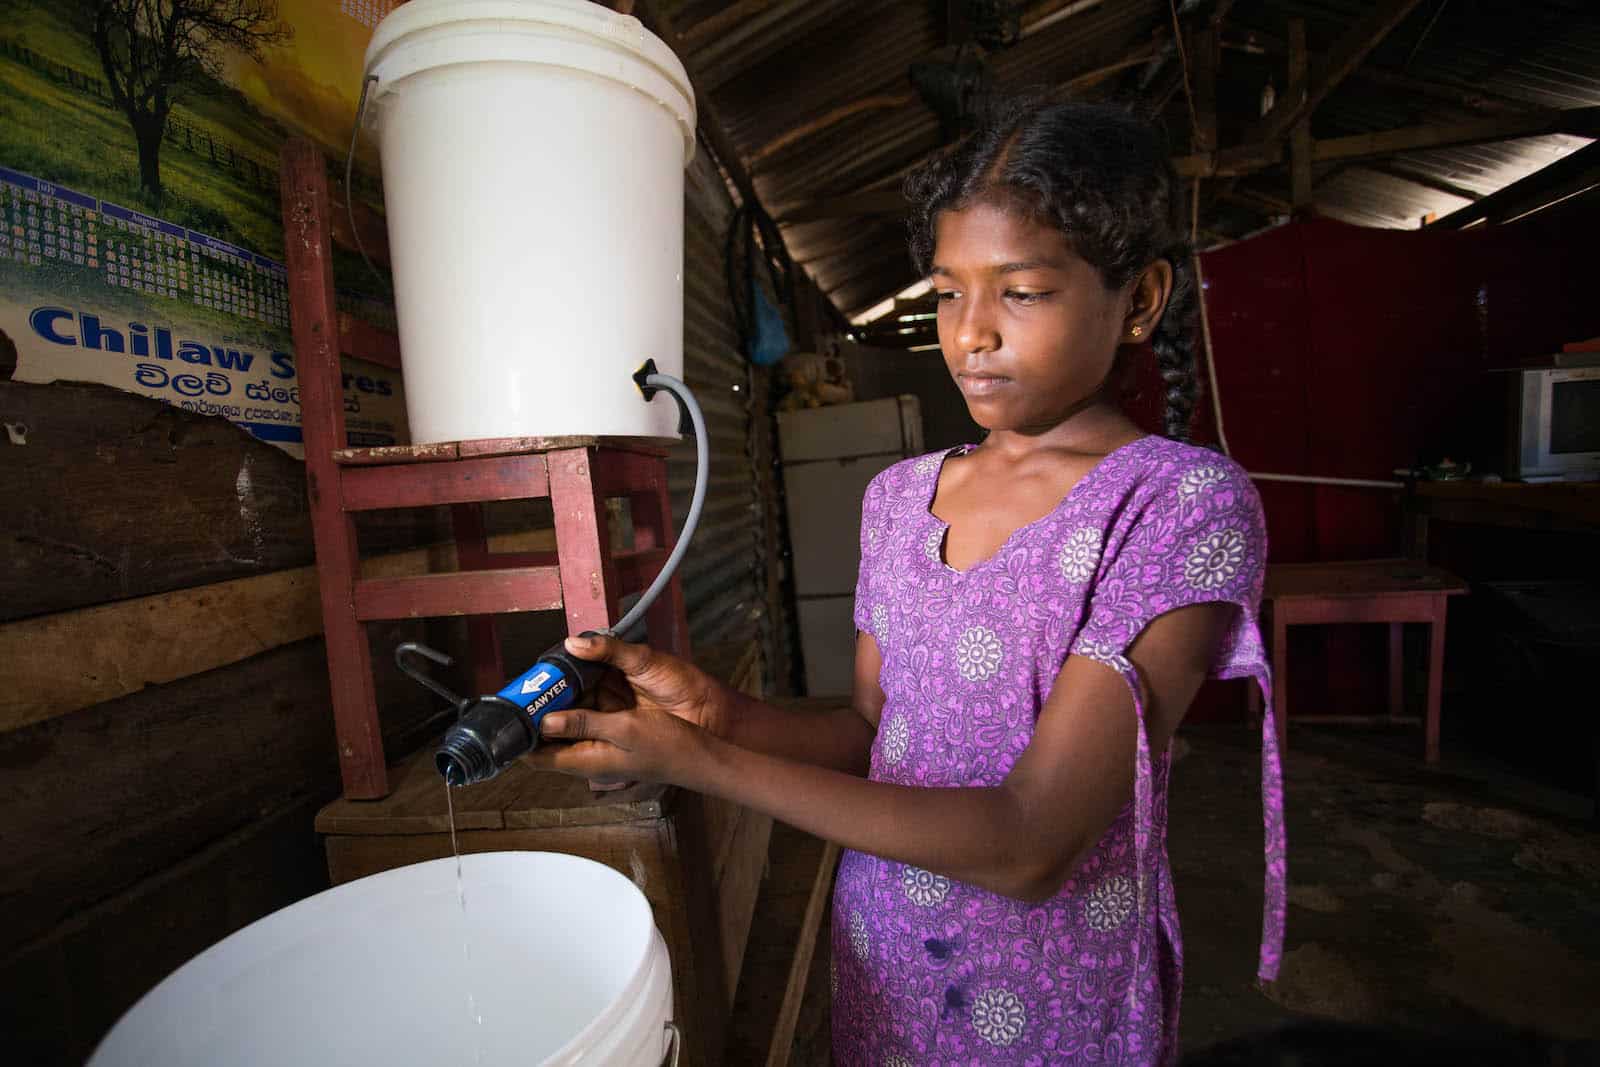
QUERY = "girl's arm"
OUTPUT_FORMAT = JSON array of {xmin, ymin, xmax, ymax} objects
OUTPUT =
[
  {"xmin": 531, "ymin": 604, "xmax": 1231, "ymax": 901},
  {"xmin": 587, "ymin": 631, "xmax": 886, "ymax": 777},
  {"xmin": 714, "ymin": 632, "xmax": 885, "ymax": 777}
]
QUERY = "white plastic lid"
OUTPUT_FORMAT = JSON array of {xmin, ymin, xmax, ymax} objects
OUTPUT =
[{"xmin": 364, "ymin": 0, "xmax": 697, "ymax": 163}]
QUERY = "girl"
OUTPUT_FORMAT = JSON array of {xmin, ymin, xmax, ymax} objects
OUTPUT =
[{"xmin": 532, "ymin": 98, "xmax": 1284, "ymax": 1065}]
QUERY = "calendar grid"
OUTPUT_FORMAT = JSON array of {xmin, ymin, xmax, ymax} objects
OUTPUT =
[
  {"xmin": 341, "ymin": 0, "xmax": 401, "ymax": 30},
  {"xmin": 3, "ymin": 163, "xmax": 307, "ymax": 332}
]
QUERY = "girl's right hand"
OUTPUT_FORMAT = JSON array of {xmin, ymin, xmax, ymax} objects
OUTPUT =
[{"xmin": 559, "ymin": 632, "xmax": 730, "ymax": 738}]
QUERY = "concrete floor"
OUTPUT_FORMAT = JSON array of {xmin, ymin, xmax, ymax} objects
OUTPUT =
[{"xmin": 740, "ymin": 725, "xmax": 1600, "ymax": 1064}]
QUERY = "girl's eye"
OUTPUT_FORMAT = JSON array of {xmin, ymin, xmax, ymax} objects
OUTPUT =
[
  {"xmin": 1006, "ymin": 290, "xmax": 1051, "ymax": 305},
  {"xmin": 934, "ymin": 290, "xmax": 960, "ymax": 303}
]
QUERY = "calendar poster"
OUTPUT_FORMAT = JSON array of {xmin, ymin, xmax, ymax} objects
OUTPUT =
[{"xmin": 0, "ymin": 1, "xmax": 411, "ymax": 457}]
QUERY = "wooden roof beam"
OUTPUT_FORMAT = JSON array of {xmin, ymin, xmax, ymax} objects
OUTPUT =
[
  {"xmin": 775, "ymin": 189, "xmax": 912, "ymax": 224},
  {"xmin": 1368, "ymin": 163, "xmax": 1484, "ymax": 202},
  {"xmin": 1223, "ymin": 31, "xmax": 1531, "ymax": 116},
  {"xmin": 1251, "ymin": 0, "xmax": 1428, "ymax": 147},
  {"xmin": 1176, "ymin": 106, "xmax": 1600, "ymax": 178}
]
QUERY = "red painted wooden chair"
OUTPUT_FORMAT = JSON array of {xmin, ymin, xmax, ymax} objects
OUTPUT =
[{"xmin": 279, "ymin": 137, "xmax": 687, "ymax": 799}]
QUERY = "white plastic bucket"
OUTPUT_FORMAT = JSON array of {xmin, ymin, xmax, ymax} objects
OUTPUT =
[
  {"xmin": 87, "ymin": 852, "xmax": 676, "ymax": 1067},
  {"xmin": 363, "ymin": 0, "xmax": 696, "ymax": 444}
]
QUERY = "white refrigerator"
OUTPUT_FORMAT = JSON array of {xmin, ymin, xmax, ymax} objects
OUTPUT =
[{"xmin": 777, "ymin": 396, "xmax": 924, "ymax": 696}]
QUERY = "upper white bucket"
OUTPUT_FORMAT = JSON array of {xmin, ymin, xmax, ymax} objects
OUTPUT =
[
  {"xmin": 87, "ymin": 852, "xmax": 675, "ymax": 1067},
  {"xmin": 363, "ymin": 0, "xmax": 696, "ymax": 444}
]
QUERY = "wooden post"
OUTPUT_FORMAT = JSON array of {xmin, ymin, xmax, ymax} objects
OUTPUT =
[
  {"xmin": 1425, "ymin": 607, "xmax": 1447, "ymax": 764},
  {"xmin": 1388, "ymin": 622, "xmax": 1405, "ymax": 718},
  {"xmin": 1289, "ymin": 18, "xmax": 1314, "ymax": 210},
  {"xmin": 450, "ymin": 503, "xmax": 507, "ymax": 695},
  {"xmin": 280, "ymin": 138, "xmax": 388, "ymax": 799},
  {"xmin": 1193, "ymin": 24, "xmax": 1218, "ymax": 155},
  {"xmin": 631, "ymin": 481, "xmax": 691, "ymax": 658},
  {"xmin": 549, "ymin": 447, "xmax": 622, "ymax": 635}
]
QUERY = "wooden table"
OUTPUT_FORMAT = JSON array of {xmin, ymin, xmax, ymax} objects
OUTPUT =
[
  {"xmin": 1250, "ymin": 559, "xmax": 1469, "ymax": 763},
  {"xmin": 1404, "ymin": 480, "xmax": 1600, "ymax": 560},
  {"xmin": 315, "ymin": 644, "xmax": 770, "ymax": 1067}
]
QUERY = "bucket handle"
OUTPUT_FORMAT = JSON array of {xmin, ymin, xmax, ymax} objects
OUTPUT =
[
  {"xmin": 343, "ymin": 72, "xmax": 386, "ymax": 288},
  {"xmin": 663, "ymin": 1021, "xmax": 681, "ymax": 1067}
]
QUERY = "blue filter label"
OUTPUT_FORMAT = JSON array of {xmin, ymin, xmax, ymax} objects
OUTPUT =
[{"xmin": 497, "ymin": 660, "xmax": 579, "ymax": 723}]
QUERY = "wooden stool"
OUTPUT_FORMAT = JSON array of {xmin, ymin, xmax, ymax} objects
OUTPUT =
[
  {"xmin": 281, "ymin": 138, "xmax": 688, "ymax": 799},
  {"xmin": 1248, "ymin": 559, "xmax": 1468, "ymax": 762}
]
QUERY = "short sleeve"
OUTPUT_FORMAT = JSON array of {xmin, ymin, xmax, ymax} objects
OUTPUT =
[
  {"xmin": 1070, "ymin": 458, "xmax": 1267, "ymax": 673},
  {"xmin": 1069, "ymin": 454, "xmax": 1283, "ymax": 987},
  {"xmin": 852, "ymin": 473, "xmax": 885, "ymax": 635}
]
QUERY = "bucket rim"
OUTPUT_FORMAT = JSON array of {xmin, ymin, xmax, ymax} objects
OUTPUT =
[
  {"xmin": 86, "ymin": 850, "xmax": 665, "ymax": 1067},
  {"xmin": 363, "ymin": 0, "xmax": 696, "ymax": 160}
]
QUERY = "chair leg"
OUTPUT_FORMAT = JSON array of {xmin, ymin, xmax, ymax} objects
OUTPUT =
[
  {"xmin": 549, "ymin": 447, "xmax": 621, "ymax": 635},
  {"xmin": 631, "ymin": 482, "xmax": 691, "ymax": 659},
  {"xmin": 282, "ymin": 136, "xmax": 387, "ymax": 799},
  {"xmin": 316, "ymin": 513, "xmax": 389, "ymax": 799},
  {"xmin": 1388, "ymin": 622, "xmax": 1405, "ymax": 719},
  {"xmin": 451, "ymin": 503, "xmax": 505, "ymax": 695},
  {"xmin": 1425, "ymin": 600, "xmax": 1447, "ymax": 764}
]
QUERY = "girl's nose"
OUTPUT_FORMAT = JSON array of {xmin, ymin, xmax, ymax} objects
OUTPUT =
[{"xmin": 954, "ymin": 295, "xmax": 1000, "ymax": 355}]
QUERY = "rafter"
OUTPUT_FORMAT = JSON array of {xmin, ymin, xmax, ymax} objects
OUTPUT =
[
  {"xmin": 1368, "ymin": 163, "xmax": 1483, "ymax": 202},
  {"xmin": 750, "ymin": 94, "xmax": 916, "ymax": 171},
  {"xmin": 1175, "ymin": 106, "xmax": 1600, "ymax": 178},
  {"xmin": 1223, "ymin": 31, "xmax": 1531, "ymax": 116},
  {"xmin": 680, "ymin": 0, "xmax": 781, "ymax": 49},
  {"xmin": 1251, "ymin": 0, "xmax": 1429, "ymax": 146}
]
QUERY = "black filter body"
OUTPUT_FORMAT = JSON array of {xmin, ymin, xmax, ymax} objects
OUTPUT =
[{"xmin": 397, "ymin": 639, "xmax": 610, "ymax": 787}]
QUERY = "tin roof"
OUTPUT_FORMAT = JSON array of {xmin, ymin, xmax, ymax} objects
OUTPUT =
[{"xmin": 666, "ymin": 0, "xmax": 1599, "ymax": 325}]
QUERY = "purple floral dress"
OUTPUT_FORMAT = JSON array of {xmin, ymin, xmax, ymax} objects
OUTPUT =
[{"xmin": 833, "ymin": 435, "xmax": 1284, "ymax": 1066}]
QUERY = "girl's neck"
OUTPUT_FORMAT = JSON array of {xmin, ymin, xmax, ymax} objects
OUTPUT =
[{"xmin": 978, "ymin": 400, "xmax": 1143, "ymax": 462}]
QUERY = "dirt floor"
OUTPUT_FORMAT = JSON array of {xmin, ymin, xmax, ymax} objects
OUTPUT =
[{"xmin": 735, "ymin": 724, "xmax": 1600, "ymax": 1065}]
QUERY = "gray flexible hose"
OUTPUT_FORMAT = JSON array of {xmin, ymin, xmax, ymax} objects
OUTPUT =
[{"xmin": 608, "ymin": 372, "xmax": 708, "ymax": 640}]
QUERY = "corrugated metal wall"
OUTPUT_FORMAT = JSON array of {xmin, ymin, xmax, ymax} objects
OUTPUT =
[{"xmin": 671, "ymin": 146, "xmax": 777, "ymax": 672}]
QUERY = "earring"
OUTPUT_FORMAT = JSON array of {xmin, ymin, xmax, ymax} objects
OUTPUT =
[{"xmin": 1130, "ymin": 325, "xmax": 1144, "ymax": 338}]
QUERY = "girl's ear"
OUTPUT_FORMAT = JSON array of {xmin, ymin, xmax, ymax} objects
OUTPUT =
[{"xmin": 1124, "ymin": 259, "xmax": 1174, "ymax": 343}]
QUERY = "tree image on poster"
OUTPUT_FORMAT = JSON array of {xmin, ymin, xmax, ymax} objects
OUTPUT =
[
  {"xmin": 85, "ymin": 1, "xmax": 292, "ymax": 206},
  {"xmin": 0, "ymin": 0, "xmax": 408, "ymax": 456}
]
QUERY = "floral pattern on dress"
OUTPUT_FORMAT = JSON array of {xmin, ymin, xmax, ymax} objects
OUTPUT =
[
  {"xmin": 1086, "ymin": 874, "xmax": 1137, "ymax": 931},
  {"xmin": 901, "ymin": 865, "xmax": 951, "ymax": 907},
  {"xmin": 1058, "ymin": 526, "xmax": 1103, "ymax": 583},
  {"xmin": 849, "ymin": 910, "xmax": 870, "ymax": 961},
  {"xmin": 841, "ymin": 436, "xmax": 1281, "ymax": 1066},
  {"xmin": 972, "ymin": 988, "xmax": 1027, "ymax": 1047},
  {"xmin": 1178, "ymin": 464, "xmax": 1228, "ymax": 500},
  {"xmin": 955, "ymin": 625, "xmax": 1004, "ymax": 682},
  {"xmin": 879, "ymin": 714, "xmax": 909, "ymax": 764},
  {"xmin": 1183, "ymin": 528, "xmax": 1247, "ymax": 591}
]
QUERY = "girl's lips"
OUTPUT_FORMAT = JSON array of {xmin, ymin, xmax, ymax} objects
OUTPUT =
[{"xmin": 957, "ymin": 372, "xmax": 1011, "ymax": 397}]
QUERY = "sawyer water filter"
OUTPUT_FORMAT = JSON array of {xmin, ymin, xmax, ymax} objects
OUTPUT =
[{"xmin": 399, "ymin": 640, "xmax": 610, "ymax": 788}]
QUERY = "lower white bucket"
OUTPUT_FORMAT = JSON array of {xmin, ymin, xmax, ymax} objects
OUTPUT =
[{"xmin": 87, "ymin": 852, "xmax": 675, "ymax": 1067}]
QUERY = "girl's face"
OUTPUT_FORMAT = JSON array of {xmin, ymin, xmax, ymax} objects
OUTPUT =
[{"xmin": 930, "ymin": 201, "xmax": 1141, "ymax": 435}]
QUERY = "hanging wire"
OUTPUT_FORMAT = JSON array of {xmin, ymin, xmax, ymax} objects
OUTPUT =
[{"xmin": 1167, "ymin": 0, "xmax": 1201, "ymax": 148}]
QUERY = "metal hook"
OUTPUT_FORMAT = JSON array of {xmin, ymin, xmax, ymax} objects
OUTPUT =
[
  {"xmin": 393, "ymin": 642, "xmax": 465, "ymax": 707},
  {"xmin": 663, "ymin": 1021, "xmax": 681, "ymax": 1067}
]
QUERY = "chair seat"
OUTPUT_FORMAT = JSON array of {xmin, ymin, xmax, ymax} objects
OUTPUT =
[{"xmin": 332, "ymin": 434, "xmax": 679, "ymax": 466}]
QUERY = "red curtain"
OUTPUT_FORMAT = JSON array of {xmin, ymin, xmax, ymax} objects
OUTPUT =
[{"xmin": 1131, "ymin": 193, "xmax": 1600, "ymax": 719}]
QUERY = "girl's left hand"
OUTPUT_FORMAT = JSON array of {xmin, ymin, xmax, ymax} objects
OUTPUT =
[{"xmin": 527, "ymin": 693, "xmax": 715, "ymax": 789}]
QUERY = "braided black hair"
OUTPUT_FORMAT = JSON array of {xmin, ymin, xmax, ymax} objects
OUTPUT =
[{"xmin": 905, "ymin": 98, "xmax": 1199, "ymax": 441}]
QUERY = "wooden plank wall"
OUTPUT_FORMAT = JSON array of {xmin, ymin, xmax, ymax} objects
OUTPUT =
[{"xmin": 0, "ymin": 380, "xmax": 514, "ymax": 1064}]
